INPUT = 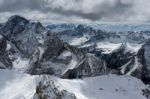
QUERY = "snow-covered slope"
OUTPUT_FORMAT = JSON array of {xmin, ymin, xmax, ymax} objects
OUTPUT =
[
  {"xmin": 0, "ymin": 69, "xmax": 75, "ymax": 99},
  {"xmin": 0, "ymin": 69, "xmax": 40, "ymax": 99},
  {"xmin": 1, "ymin": 69, "xmax": 147, "ymax": 99},
  {"xmin": 0, "ymin": 61, "xmax": 148, "ymax": 99},
  {"xmin": 35, "ymin": 75, "xmax": 148, "ymax": 99}
]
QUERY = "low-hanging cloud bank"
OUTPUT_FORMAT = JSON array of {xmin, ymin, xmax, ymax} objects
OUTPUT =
[{"xmin": 0, "ymin": 0, "xmax": 150, "ymax": 23}]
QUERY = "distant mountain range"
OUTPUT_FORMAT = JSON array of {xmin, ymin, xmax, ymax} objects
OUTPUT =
[{"xmin": 47, "ymin": 23, "xmax": 150, "ymax": 32}]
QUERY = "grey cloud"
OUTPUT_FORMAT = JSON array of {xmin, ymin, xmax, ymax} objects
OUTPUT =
[
  {"xmin": 37, "ymin": 0, "xmax": 132, "ymax": 21},
  {"xmin": 47, "ymin": 0, "xmax": 131, "ymax": 21},
  {"xmin": 0, "ymin": 0, "xmax": 43, "ymax": 12},
  {"xmin": 0, "ymin": 0, "xmax": 150, "ymax": 23}
]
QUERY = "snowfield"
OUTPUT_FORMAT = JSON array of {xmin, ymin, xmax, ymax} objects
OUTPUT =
[
  {"xmin": 0, "ymin": 69, "xmax": 147, "ymax": 99},
  {"xmin": 52, "ymin": 75, "xmax": 147, "ymax": 99},
  {"xmin": 69, "ymin": 36, "xmax": 89, "ymax": 46},
  {"xmin": 0, "ymin": 69, "xmax": 40, "ymax": 99},
  {"xmin": 96, "ymin": 42, "xmax": 122, "ymax": 54}
]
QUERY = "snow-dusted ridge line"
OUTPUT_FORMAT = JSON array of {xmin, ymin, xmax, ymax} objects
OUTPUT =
[{"xmin": 0, "ymin": 69, "xmax": 148, "ymax": 99}]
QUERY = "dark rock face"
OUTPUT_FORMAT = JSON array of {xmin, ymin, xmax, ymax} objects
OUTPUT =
[
  {"xmin": 62, "ymin": 54, "xmax": 107, "ymax": 79},
  {"xmin": 102, "ymin": 44, "xmax": 134, "ymax": 69},
  {"xmin": 0, "ymin": 15, "xmax": 107, "ymax": 78},
  {"xmin": 42, "ymin": 33, "xmax": 64, "ymax": 60},
  {"xmin": 0, "ymin": 24, "xmax": 3, "ymax": 28},
  {"xmin": 0, "ymin": 36, "xmax": 12, "ymax": 69},
  {"xmin": 98, "ymin": 43, "xmax": 143, "ymax": 78},
  {"xmin": 137, "ymin": 39, "xmax": 150, "ymax": 84}
]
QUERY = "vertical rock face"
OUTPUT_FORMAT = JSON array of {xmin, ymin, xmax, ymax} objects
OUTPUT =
[
  {"xmin": 0, "ymin": 24, "xmax": 3, "ymax": 28},
  {"xmin": 0, "ymin": 35, "xmax": 12, "ymax": 69},
  {"xmin": 0, "ymin": 15, "xmax": 107, "ymax": 78},
  {"xmin": 102, "ymin": 44, "xmax": 133, "ymax": 69},
  {"xmin": 41, "ymin": 33, "xmax": 65, "ymax": 60},
  {"xmin": 137, "ymin": 39, "xmax": 150, "ymax": 83},
  {"xmin": 62, "ymin": 53, "xmax": 107, "ymax": 78}
]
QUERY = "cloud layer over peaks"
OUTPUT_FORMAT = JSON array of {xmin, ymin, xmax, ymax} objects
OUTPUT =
[{"xmin": 0, "ymin": 0, "xmax": 150, "ymax": 23}]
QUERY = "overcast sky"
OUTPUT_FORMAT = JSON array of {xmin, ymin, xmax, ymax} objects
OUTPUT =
[{"xmin": 0, "ymin": 0, "xmax": 150, "ymax": 24}]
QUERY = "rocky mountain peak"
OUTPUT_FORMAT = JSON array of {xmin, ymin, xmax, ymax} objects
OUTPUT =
[
  {"xmin": 7, "ymin": 15, "xmax": 29, "ymax": 25},
  {"xmin": 0, "ymin": 15, "xmax": 29, "ymax": 37}
]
